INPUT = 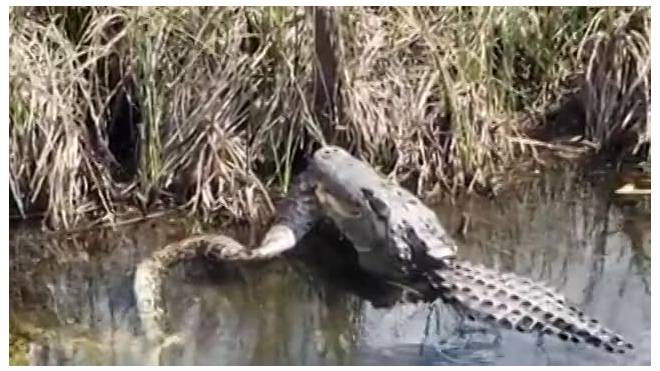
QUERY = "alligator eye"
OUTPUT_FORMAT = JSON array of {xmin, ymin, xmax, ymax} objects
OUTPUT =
[{"xmin": 361, "ymin": 188, "xmax": 390, "ymax": 220}]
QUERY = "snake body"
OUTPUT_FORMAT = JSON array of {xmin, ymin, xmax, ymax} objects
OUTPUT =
[{"xmin": 135, "ymin": 169, "xmax": 318, "ymax": 343}]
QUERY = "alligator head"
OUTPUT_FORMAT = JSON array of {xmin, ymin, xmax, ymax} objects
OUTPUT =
[{"xmin": 311, "ymin": 146, "xmax": 458, "ymax": 280}]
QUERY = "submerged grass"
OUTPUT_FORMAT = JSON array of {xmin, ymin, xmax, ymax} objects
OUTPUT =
[{"xmin": 8, "ymin": 6, "xmax": 650, "ymax": 229}]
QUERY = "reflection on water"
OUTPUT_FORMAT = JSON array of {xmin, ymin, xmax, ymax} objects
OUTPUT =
[{"xmin": 9, "ymin": 172, "xmax": 651, "ymax": 365}]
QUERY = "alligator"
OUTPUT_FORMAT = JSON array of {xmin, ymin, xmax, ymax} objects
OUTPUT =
[{"xmin": 135, "ymin": 145, "xmax": 633, "ymax": 358}]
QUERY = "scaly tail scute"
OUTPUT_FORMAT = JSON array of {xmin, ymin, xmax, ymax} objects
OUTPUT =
[{"xmin": 430, "ymin": 259, "xmax": 633, "ymax": 354}]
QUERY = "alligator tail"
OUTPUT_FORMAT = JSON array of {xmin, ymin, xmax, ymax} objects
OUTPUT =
[{"xmin": 429, "ymin": 259, "xmax": 633, "ymax": 354}]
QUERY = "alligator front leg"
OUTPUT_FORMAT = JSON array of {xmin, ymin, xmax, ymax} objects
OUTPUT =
[
  {"xmin": 428, "ymin": 260, "xmax": 634, "ymax": 354},
  {"xmin": 134, "ymin": 168, "xmax": 321, "ymax": 363},
  {"xmin": 245, "ymin": 168, "xmax": 321, "ymax": 259}
]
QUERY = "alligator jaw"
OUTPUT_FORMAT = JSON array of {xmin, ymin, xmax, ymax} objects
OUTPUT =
[{"xmin": 429, "ymin": 259, "xmax": 634, "ymax": 354}]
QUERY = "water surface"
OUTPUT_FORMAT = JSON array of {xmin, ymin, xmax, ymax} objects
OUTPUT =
[{"xmin": 9, "ymin": 172, "xmax": 651, "ymax": 365}]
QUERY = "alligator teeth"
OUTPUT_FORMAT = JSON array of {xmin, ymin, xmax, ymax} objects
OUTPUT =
[{"xmin": 435, "ymin": 259, "xmax": 634, "ymax": 354}]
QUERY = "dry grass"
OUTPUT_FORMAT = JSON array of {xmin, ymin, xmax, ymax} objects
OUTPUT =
[
  {"xmin": 579, "ymin": 8, "xmax": 650, "ymax": 153},
  {"xmin": 8, "ymin": 6, "xmax": 650, "ymax": 229}
]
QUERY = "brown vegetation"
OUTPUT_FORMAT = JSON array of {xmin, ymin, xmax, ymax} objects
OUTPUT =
[{"xmin": 9, "ymin": 6, "xmax": 650, "ymax": 229}]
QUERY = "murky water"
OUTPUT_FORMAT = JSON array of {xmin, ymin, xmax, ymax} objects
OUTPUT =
[{"xmin": 9, "ymin": 172, "xmax": 651, "ymax": 365}]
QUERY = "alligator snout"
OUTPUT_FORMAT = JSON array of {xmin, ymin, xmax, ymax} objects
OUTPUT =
[{"xmin": 315, "ymin": 146, "xmax": 343, "ymax": 161}]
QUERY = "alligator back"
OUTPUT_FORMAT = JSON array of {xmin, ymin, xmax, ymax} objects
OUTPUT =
[{"xmin": 429, "ymin": 259, "xmax": 633, "ymax": 354}]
